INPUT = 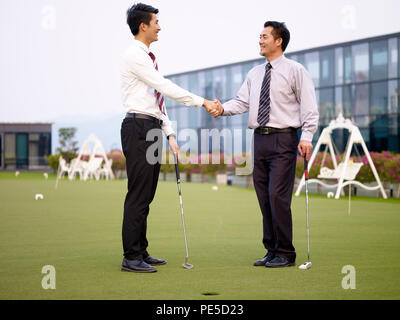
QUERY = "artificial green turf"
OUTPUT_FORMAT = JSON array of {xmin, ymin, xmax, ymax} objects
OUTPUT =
[{"xmin": 0, "ymin": 172, "xmax": 399, "ymax": 300}]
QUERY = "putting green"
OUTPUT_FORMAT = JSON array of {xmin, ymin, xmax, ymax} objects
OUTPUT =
[{"xmin": 0, "ymin": 172, "xmax": 399, "ymax": 299}]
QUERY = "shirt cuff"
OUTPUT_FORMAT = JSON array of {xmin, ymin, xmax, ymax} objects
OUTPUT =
[
  {"xmin": 162, "ymin": 122, "xmax": 175, "ymax": 138},
  {"xmin": 300, "ymin": 131, "xmax": 313, "ymax": 142},
  {"xmin": 195, "ymin": 96, "xmax": 205, "ymax": 108}
]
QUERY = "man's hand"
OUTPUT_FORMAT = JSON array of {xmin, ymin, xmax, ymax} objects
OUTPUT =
[
  {"xmin": 203, "ymin": 99, "xmax": 223, "ymax": 118},
  {"xmin": 168, "ymin": 135, "xmax": 179, "ymax": 155},
  {"xmin": 298, "ymin": 140, "xmax": 313, "ymax": 161}
]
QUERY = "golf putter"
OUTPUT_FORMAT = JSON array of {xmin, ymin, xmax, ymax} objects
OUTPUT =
[
  {"xmin": 173, "ymin": 153, "xmax": 194, "ymax": 269},
  {"xmin": 299, "ymin": 155, "xmax": 312, "ymax": 270}
]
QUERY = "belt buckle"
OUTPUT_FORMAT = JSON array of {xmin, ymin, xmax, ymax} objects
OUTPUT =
[{"xmin": 265, "ymin": 127, "xmax": 270, "ymax": 135}]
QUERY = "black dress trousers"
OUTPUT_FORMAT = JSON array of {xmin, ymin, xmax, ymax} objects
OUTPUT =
[
  {"xmin": 252, "ymin": 130, "xmax": 298, "ymax": 262},
  {"xmin": 120, "ymin": 116, "xmax": 162, "ymax": 261}
]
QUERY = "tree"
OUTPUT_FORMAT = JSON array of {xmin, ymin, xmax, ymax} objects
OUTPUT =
[{"xmin": 56, "ymin": 127, "xmax": 79, "ymax": 162}]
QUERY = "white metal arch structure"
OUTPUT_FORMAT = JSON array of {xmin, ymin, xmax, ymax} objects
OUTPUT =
[
  {"xmin": 295, "ymin": 113, "xmax": 387, "ymax": 199},
  {"xmin": 69, "ymin": 133, "xmax": 114, "ymax": 181}
]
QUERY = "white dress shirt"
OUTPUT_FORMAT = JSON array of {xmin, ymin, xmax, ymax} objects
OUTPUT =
[
  {"xmin": 120, "ymin": 40, "xmax": 204, "ymax": 137},
  {"xmin": 222, "ymin": 54, "xmax": 319, "ymax": 142}
]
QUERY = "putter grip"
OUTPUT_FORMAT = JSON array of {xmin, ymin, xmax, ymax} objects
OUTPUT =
[
  {"xmin": 174, "ymin": 154, "xmax": 180, "ymax": 181},
  {"xmin": 304, "ymin": 157, "xmax": 308, "ymax": 180}
]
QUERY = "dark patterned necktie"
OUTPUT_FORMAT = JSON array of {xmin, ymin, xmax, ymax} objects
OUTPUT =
[
  {"xmin": 148, "ymin": 52, "xmax": 166, "ymax": 115},
  {"xmin": 257, "ymin": 63, "xmax": 272, "ymax": 126}
]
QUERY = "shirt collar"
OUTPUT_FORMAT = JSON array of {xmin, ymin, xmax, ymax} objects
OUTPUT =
[
  {"xmin": 267, "ymin": 54, "xmax": 285, "ymax": 69},
  {"xmin": 134, "ymin": 39, "xmax": 150, "ymax": 54}
]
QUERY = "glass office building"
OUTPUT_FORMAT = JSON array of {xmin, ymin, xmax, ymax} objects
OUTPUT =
[
  {"xmin": 0, "ymin": 123, "xmax": 52, "ymax": 170},
  {"xmin": 165, "ymin": 32, "xmax": 400, "ymax": 153}
]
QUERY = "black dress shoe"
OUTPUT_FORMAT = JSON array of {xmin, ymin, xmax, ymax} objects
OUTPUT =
[
  {"xmin": 253, "ymin": 252, "xmax": 275, "ymax": 266},
  {"xmin": 121, "ymin": 258, "xmax": 157, "ymax": 273},
  {"xmin": 265, "ymin": 256, "xmax": 295, "ymax": 268},
  {"xmin": 144, "ymin": 256, "xmax": 167, "ymax": 266}
]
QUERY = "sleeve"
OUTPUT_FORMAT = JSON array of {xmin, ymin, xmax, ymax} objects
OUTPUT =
[
  {"xmin": 294, "ymin": 66, "xmax": 319, "ymax": 142},
  {"xmin": 222, "ymin": 76, "xmax": 251, "ymax": 116},
  {"xmin": 125, "ymin": 50, "xmax": 204, "ymax": 108},
  {"xmin": 160, "ymin": 107, "xmax": 175, "ymax": 138}
]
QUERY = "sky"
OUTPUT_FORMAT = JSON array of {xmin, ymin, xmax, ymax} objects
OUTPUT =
[{"xmin": 0, "ymin": 0, "xmax": 399, "ymax": 150}]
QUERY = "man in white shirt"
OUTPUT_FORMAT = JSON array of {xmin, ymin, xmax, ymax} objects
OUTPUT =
[{"xmin": 120, "ymin": 3, "xmax": 218, "ymax": 273}]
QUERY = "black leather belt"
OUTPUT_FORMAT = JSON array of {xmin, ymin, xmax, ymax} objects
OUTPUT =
[
  {"xmin": 255, "ymin": 126, "xmax": 298, "ymax": 135},
  {"xmin": 125, "ymin": 113, "xmax": 163, "ymax": 125}
]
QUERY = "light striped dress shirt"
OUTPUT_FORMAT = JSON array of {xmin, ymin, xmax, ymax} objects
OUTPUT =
[{"xmin": 222, "ymin": 54, "xmax": 319, "ymax": 142}]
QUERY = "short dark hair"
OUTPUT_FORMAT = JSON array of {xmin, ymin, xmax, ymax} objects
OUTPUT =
[
  {"xmin": 126, "ymin": 3, "xmax": 159, "ymax": 36},
  {"xmin": 264, "ymin": 21, "xmax": 290, "ymax": 52}
]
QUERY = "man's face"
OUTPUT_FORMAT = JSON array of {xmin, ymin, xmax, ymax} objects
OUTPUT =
[
  {"xmin": 145, "ymin": 13, "xmax": 161, "ymax": 43},
  {"xmin": 259, "ymin": 26, "xmax": 281, "ymax": 57}
]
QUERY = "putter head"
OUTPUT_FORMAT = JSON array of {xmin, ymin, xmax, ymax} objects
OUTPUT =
[
  {"xmin": 182, "ymin": 257, "xmax": 193, "ymax": 269},
  {"xmin": 298, "ymin": 261, "xmax": 312, "ymax": 270}
]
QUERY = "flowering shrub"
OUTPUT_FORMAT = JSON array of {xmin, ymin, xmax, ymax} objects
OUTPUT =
[
  {"xmin": 107, "ymin": 150, "xmax": 126, "ymax": 172},
  {"xmin": 105, "ymin": 149, "xmax": 400, "ymax": 183}
]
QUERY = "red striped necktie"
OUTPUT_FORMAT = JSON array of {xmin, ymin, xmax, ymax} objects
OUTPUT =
[{"xmin": 148, "ymin": 52, "xmax": 166, "ymax": 115}]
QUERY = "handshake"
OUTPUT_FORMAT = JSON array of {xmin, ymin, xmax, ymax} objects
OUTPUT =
[{"xmin": 203, "ymin": 99, "xmax": 224, "ymax": 118}]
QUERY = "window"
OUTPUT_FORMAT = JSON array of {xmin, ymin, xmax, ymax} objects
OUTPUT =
[
  {"xmin": 16, "ymin": 133, "xmax": 28, "ymax": 169},
  {"xmin": 343, "ymin": 85, "xmax": 352, "ymax": 118},
  {"xmin": 212, "ymin": 68, "xmax": 227, "ymax": 101},
  {"xmin": 352, "ymin": 43, "xmax": 369, "ymax": 82},
  {"xmin": 168, "ymin": 107, "xmax": 178, "ymax": 128},
  {"xmin": 320, "ymin": 49, "xmax": 334, "ymax": 87},
  {"xmin": 388, "ymin": 80, "xmax": 399, "ymax": 114},
  {"xmin": 205, "ymin": 70, "xmax": 213, "ymax": 100},
  {"xmin": 352, "ymin": 84, "xmax": 369, "ymax": 126},
  {"xmin": 230, "ymin": 65, "xmax": 242, "ymax": 97},
  {"xmin": 388, "ymin": 81, "xmax": 399, "ymax": 152},
  {"xmin": 335, "ymin": 86, "xmax": 343, "ymax": 117},
  {"xmin": 197, "ymin": 72, "xmax": 206, "ymax": 100},
  {"xmin": 370, "ymin": 39, "xmax": 388, "ymax": 81},
  {"xmin": 388, "ymin": 113, "xmax": 399, "ymax": 152},
  {"xmin": 304, "ymin": 51, "xmax": 320, "ymax": 88},
  {"xmin": 370, "ymin": 81, "xmax": 388, "ymax": 115},
  {"xmin": 296, "ymin": 53, "xmax": 305, "ymax": 67},
  {"xmin": 335, "ymin": 47, "xmax": 344, "ymax": 85},
  {"xmin": 344, "ymin": 46, "xmax": 352, "ymax": 84},
  {"xmin": 241, "ymin": 62, "xmax": 254, "ymax": 80},
  {"xmin": 29, "ymin": 133, "xmax": 40, "ymax": 168},
  {"xmin": 370, "ymin": 114, "xmax": 388, "ymax": 152},
  {"xmin": 179, "ymin": 107, "xmax": 189, "ymax": 130},
  {"xmin": 39, "ymin": 133, "xmax": 51, "ymax": 165},
  {"xmin": 388, "ymin": 38, "xmax": 398, "ymax": 79},
  {"xmin": 225, "ymin": 67, "xmax": 232, "ymax": 101},
  {"xmin": 4, "ymin": 133, "xmax": 16, "ymax": 169},
  {"xmin": 319, "ymin": 88, "xmax": 334, "ymax": 126}
]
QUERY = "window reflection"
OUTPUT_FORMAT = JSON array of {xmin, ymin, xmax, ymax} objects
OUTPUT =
[
  {"xmin": 352, "ymin": 43, "xmax": 369, "ymax": 82},
  {"xmin": 370, "ymin": 81, "xmax": 388, "ymax": 115},
  {"xmin": 320, "ymin": 49, "xmax": 334, "ymax": 87},
  {"xmin": 335, "ymin": 86, "xmax": 343, "ymax": 116},
  {"xmin": 304, "ymin": 51, "xmax": 320, "ymax": 87},
  {"xmin": 335, "ymin": 47, "xmax": 343, "ymax": 85},
  {"xmin": 388, "ymin": 80, "xmax": 399, "ymax": 113},
  {"xmin": 370, "ymin": 40, "xmax": 388, "ymax": 81},
  {"xmin": 388, "ymin": 38, "xmax": 398, "ymax": 79},
  {"xmin": 319, "ymin": 88, "xmax": 334, "ymax": 125},
  {"xmin": 352, "ymin": 84, "xmax": 369, "ymax": 126}
]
